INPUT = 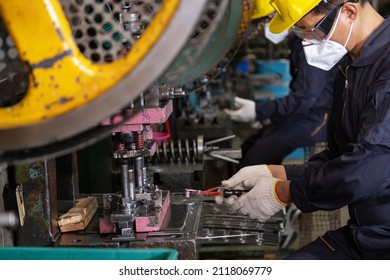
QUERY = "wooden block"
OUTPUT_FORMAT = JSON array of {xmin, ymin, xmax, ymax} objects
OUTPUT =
[
  {"xmin": 58, "ymin": 197, "xmax": 98, "ymax": 232},
  {"xmin": 58, "ymin": 197, "xmax": 97, "ymax": 226}
]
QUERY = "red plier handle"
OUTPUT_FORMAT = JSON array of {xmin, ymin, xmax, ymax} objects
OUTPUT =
[{"xmin": 201, "ymin": 186, "xmax": 223, "ymax": 196}]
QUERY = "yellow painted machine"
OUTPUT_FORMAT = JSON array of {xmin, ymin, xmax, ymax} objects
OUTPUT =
[
  {"xmin": 0, "ymin": 0, "xmax": 208, "ymax": 160},
  {"xmin": 0, "ymin": 0, "xmax": 251, "ymax": 162}
]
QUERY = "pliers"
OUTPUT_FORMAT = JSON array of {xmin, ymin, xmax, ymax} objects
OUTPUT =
[{"xmin": 183, "ymin": 186, "xmax": 248, "ymax": 198}]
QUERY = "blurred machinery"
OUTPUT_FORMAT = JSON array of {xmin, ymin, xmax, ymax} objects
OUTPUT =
[
  {"xmin": 0, "ymin": 163, "xmax": 18, "ymax": 246},
  {"xmin": 0, "ymin": 0, "xmax": 284, "ymax": 259}
]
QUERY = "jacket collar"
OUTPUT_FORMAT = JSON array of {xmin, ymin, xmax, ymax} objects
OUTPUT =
[{"xmin": 351, "ymin": 17, "xmax": 390, "ymax": 67}]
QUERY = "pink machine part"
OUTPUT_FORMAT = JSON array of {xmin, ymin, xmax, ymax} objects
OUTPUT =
[
  {"xmin": 99, "ymin": 218, "xmax": 117, "ymax": 234},
  {"xmin": 99, "ymin": 100, "xmax": 174, "ymax": 235},
  {"xmin": 98, "ymin": 192, "xmax": 170, "ymax": 234},
  {"xmin": 101, "ymin": 100, "xmax": 173, "ymax": 133}
]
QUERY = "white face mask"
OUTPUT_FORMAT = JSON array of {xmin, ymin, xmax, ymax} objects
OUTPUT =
[
  {"xmin": 302, "ymin": 10, "xmax": 353, "ymax": 71},
  {"xmin": 264, "ymin": 22, "xmax": 288, "ymax": 44}
]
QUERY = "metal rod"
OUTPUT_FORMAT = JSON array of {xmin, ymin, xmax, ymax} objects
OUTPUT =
[
  {"xmin": 134, "ymin": 156, "xmax": 144, "ymax": 190},
  {"xmin": 198, "ymin": 233, "xmax": 261, "ymax": 240},
  {"xmin": 204, "ymin": 134, "xmax": 235, "ymax": 146},
  {"xmin": 128, "ymin": 169, "xmax": 135, "ymax": 200},
  {"xmin": 121, "ymin": 162, "xmax": 130, "ymax": 198},
  {"xmin": 206, "ymin": 152, "xmax": 239, "ymax": 164}
]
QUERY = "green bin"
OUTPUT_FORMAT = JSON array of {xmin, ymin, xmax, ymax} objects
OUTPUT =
[{"xmin": 0, "ymin": 247, "xmax": 178, "ymax": 260}]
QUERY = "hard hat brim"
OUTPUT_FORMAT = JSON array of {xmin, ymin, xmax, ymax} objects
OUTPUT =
[
  {"xmin": 269, "ymin": 14, "xmax": 294, "ymax": 33},
  {"xmin": 268, "ymin": 0, "xmax": 322, "ymax": 34}
]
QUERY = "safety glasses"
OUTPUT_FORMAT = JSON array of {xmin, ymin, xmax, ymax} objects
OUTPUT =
[{"xmin": 291, "ymin": 2, "xmax": 344, "ymax": 40}]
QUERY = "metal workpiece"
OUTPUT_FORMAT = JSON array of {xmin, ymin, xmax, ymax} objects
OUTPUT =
[{"xmin": 200, "ymin": 202, "xmax": 284, "ymax": 247}]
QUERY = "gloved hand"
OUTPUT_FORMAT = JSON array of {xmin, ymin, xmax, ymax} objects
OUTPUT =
[
  {"xmin": 215, "ymin": 165, "xmax": 272, "ymax": 205},
  {"xmin": 224, "ymin": 97, "xmax": 256, "ymax": 123},
  {"xmin": 225, "ymin": 176, "xmax": 287, "ymax": 222}
]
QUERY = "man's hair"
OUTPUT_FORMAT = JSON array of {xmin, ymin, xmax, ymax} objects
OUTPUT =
[
  {"xmin": 378, "ymin": 1, "xmax": 390, "ymax": 16},
  {"xmin": 311, "ymin": 0, "xmax": 367, "ymax": 15}
]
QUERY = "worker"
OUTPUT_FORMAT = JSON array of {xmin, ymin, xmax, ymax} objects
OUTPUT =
[
  {"xmin": 225, "ymin": 1, "xmax": 339, "ymax": 169},
  {"xmin": 217, "ymin": 0, "xmax": 390, "ymax": 259},
  {"xmin": 226, "ymin": 0, "xmax": 341, "ymax": 250}
]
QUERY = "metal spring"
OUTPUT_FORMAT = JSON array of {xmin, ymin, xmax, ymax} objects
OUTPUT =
[
  {"xmin": 117, "ymin": 143, "xmax": 126, "ymax": 151},
  {"xmin": 136, "ymin": 132, "xmax": 144, "ymax": 149},
  {"xmin": 153, "ymin": 138, "xmax": 199, "ymax": 163}
]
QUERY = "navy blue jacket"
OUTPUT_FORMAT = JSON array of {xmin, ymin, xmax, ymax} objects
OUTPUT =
[
  {"xmin": 255, "ymin": 34, "xmax": 338, "ymax": 142},
  {"xmin": 286, "ymin": 18, "xmax": 390, "ymax": 213}
]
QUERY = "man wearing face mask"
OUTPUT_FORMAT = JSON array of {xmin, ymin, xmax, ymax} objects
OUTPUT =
[
  {"xmin": 226, "ymin": 0, "xmax": 339, "ymax": 170},
  {"xmin": 217, "ymin": 0, "xmax": 390, "ymax": 259}
]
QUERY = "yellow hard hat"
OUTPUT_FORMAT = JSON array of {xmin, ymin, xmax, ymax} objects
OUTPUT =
[
  {"xmin": 269, "ymin": 0, "xmax": 323, "ymax": 33},
  {"xmin": 251, "ymin": 0, "xmax": 275, "ymax": 20}
]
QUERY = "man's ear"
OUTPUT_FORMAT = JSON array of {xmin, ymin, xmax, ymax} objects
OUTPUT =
[{"xmin": 341, "ymin": 3, "xmax": 358, "ymax": 22}]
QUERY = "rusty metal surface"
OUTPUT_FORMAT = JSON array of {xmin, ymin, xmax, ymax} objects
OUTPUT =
[
  {"xmin": 56, "ymin": 153, "xmax": 80, "ymax": 201},
  {"xmin": 12, "ymin": 160, "xmax": 59, "ymax": 246}
]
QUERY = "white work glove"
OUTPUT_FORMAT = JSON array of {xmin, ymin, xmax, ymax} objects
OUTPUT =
[
  {"xmin": 223, "ymin": 176, "xmax": 287, "ymax": 222},
  {"xmin": 224, "ymin": 97, "xmax": 256, "ymax": 123},
  {"xmin": 215, "ymin": 165, "xmax": 272, "ymax": 205}
]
